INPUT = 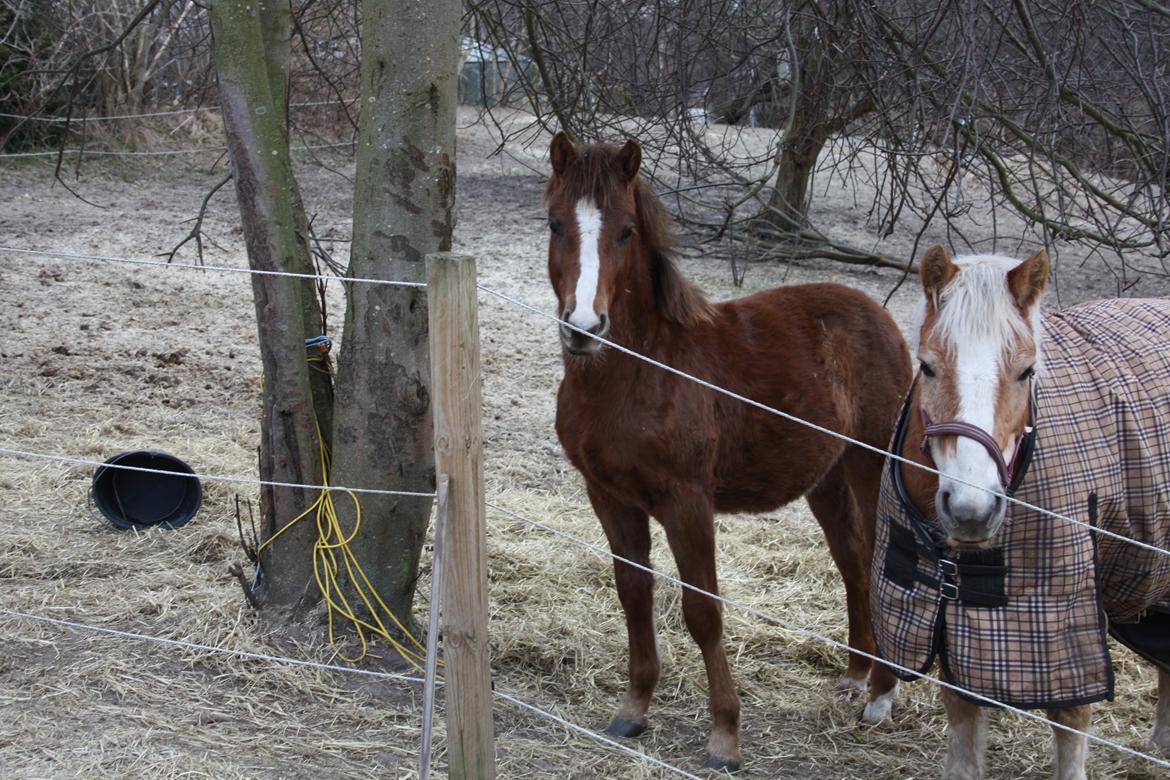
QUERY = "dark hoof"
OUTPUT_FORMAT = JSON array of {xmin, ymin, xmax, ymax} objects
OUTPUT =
[
  {"xmin": 704, "ymin": 755, "xmax": 741, "ymax": 773},
  {"xmin": 605, "ymin": 716, "xmax": 646, "ymax": 738}
]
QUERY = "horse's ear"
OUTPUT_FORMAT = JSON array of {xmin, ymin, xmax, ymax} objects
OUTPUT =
[
  {"xmin": 919, "ymin": 244, "xmax": 957, "ymax": 300},
  {"xmin": 550, "ymin": 131, "xmax": 577, "ymax": 175},
  {"xmin": 1007, "ymin": 248, "xmax": 1050, "ymax": 310},
  {"xmin": 618, "ymin": 138, "xmax": 642, "ymax": 181}
]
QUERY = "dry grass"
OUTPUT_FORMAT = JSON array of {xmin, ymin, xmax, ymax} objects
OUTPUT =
[{"xmin": 0, "ymin": 107, "xmax": 1167, "ymax": 779}]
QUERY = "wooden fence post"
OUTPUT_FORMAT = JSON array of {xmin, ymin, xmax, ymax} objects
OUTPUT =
[{"xmin": 426, "ymin": 252, "xmax": 496, "ymax": 779}]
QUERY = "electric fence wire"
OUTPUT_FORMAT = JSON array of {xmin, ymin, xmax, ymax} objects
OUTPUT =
[{"xmin": 0, "ymin": 606, "xmax": 701, "ymax": 779}]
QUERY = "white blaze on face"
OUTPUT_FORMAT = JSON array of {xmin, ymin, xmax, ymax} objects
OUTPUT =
[
  {"xmin": 928, "ymin": 256, "xmax": 1043, "ymax": 532},
  {"xmin": 568, "ymin": 199, "xmax": 603, "ymax": 332},
  {"xmin": 939, "ymin": 333, "xmax": 1005, "ymax": 519}
]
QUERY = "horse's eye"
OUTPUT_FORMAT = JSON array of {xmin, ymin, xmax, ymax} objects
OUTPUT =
[
  {"xmin": 1018, "ymin": 365, "xmax": 1035, "ymax": 382},
  {"xmin": 549, "ymin": 218, "xmax": 564, "ymax": 237},
  {"xmin": 920, "ymin": 361, "xmax": 936, "ymax": 378},
  {"xmin": 617, "ymin": 225, "xmax": 634, "ymax": 244}
]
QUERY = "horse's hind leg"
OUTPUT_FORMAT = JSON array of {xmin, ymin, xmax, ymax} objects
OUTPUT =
[
  {"xmin": 806, "ymin": 453, "xmax": 897, "ymax": 724},
  {"xmin": 589, "ymin": 485, "xmax": 660, "ymax": 739},
  {"xmin": 1046, "ymin": 704, "xmax": 1090, "ymax": 780},
  {"xmin": 942, "ymin": 685, "xmax": 987, "ymax": 780},
  {"xmin": 659, "ymin": 489, "xmax": 741, "ymax": 772},
  {"xmin": 1153, "ymin": 668, "xmax": 1170, "ymax": 754}
]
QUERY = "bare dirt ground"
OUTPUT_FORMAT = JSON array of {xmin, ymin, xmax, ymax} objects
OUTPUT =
[{"xmin": 0, "ymin": 107, "xmax": 1167, "ymax": 779}]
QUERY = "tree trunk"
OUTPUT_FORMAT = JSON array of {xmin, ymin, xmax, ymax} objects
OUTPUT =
[
  {"xmin": 760, "ymin": 122, "xmax": 827, "ymax": 234},
  {"xmin": 759, "ymin": 89, "xmax": 874, "ymax": 238},
  {"xmin": 754, "ymin": 18, "xmax": 874, "ymax": 239},
  {"xmin": 328, "ymin": 0, "xmax": 460, "ymax": 636},
  {"xmin": 757, "ymin": 25, "xmax": 830, "ymax": 236},
  {"xmin": 258, "ymin": 2, "xmax": 336, "ymax": 450},
  {"xmin": 209, "ymin": 0, "xmax": 326, "ymax": 612}
]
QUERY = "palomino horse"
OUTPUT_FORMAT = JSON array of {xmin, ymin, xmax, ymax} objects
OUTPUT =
[
  {"xmin": 545, "ymin": 131, "xmax": 912, "ymax": 771},
  {"xmin": 872, "ymin": 245, "xmax": 1170, "ymax": 779}
]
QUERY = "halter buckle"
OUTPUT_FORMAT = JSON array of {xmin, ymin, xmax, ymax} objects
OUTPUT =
[{"xmin": 939, "ymin": 558, "xmax": 959, "ymax": 601}]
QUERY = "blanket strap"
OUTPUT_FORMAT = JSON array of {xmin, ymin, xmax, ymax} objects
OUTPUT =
[{"xmin": 884, "ymin": 523, "xmax": 1008, "ymax": 608}]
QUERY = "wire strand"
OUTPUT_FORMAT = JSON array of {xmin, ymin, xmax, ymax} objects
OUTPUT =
[
  {"xmin": 475, "ymin": 282, "xmax": 1170, "ymax": 562},
  {"xmin": 0, "ymin": 445, "xmax": 435, "ymax": 499},
  {"xmin": 2, "ymin": 245, "xmax": 1164, "ymax": 559},
  {"xmin": 0, "ymin": 606, "xmax": 424, "ymax": 684},
  {"xmin": 491, "ymin": 689, "xmax": 703, "ymax": 779},
  {"xmin": 1, "ymin": 140, "xmax": 353, "ymax": 159},
  {"xmin": 484, "ymin": 499, "xmax": 1170, "ymax": 771},
  {"xmin": 0, "ymin": 510, "xmax": 1159, "ymax": 775},
  {"xmin": 0, "ymin": 99, "xmax": 356, "ymax": 124},
  {"xmin": 2, "ymin": 242, "xmax": 1164, "ymax": 561},
  {"xmin": 0, "ymin": 246, "xmax": 426, "ymax": 288},
  {"xmin": 0, "ymin": 606, "xmax": 700, "ymax": 779}
]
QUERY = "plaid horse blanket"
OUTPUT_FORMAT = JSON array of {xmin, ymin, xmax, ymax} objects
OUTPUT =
[{"xmin": 872, "ymin": 298, "xmax": 1170, "ymax": 708}]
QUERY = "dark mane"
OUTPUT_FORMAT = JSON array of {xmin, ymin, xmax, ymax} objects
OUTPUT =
[{"xmin": 545, "ymin": 141, "xmax": 715, "ymax": 327}]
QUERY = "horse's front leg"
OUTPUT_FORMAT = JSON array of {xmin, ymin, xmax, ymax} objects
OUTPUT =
[
  {"xmin": 1046, "ymin": 704, "xmax": 1090, "ymax": 780},
  {"xmin": 588, "ymin": 485, "xmax": 660, "ymax": 739},
  {"xmin": 805, "ymin": 453, "xmax": 898, "ymax": 723},
  {"xmin": 659, "ymin": 488, "xmax": 742, "ymax": 772},
  {"xmin": 1154, "ymin": 668, "xmax": 1170, "ymax": 754},
  {"xmin": 942, "ymin": 686, "xmax": 987, "ymax": 780}
]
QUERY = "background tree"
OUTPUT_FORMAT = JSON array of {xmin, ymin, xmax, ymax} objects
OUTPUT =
[
  {"xmin": 11, "ymin": 1, "xmax": 1170, "ymax": 291},
  {"xmin": 469, "ymin": 0, "xmax": 1170, "ymax": 286},
  {"xmin": 1, "ymin": 0, "xmax": 211, "ymax": 151}
]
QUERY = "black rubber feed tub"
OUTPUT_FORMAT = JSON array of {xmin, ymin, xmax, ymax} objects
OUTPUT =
[{"xmin": 91, "ymin": 450, "xmax": 202, "ymax": 530}]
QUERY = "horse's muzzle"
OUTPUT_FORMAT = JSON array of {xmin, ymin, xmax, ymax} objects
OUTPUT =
[
  {"xmin": 938, "ymin": 485, "xmax": 1006, "ymax": 547},
  {"xmin": 560, "ymin": 312, "xmax": 610, "ymax": 354}
]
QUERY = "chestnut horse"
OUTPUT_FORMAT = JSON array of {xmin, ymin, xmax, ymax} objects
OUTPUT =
[
  {"xmin": 889, "ymin": 245, "xmax": 1170, "ymax": 779},
  {"xmin": 545, "ymin": 131, "xmax": 912, "ymax": 771}
]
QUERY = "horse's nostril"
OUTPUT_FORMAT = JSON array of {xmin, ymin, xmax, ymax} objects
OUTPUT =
[
  {"xmin": 941, "ymin": 489, "xmax": 952, "ymax": 516},
  {"xmin": 559, "ymin": 311, "xmax": 607, "ymax": 343}
]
